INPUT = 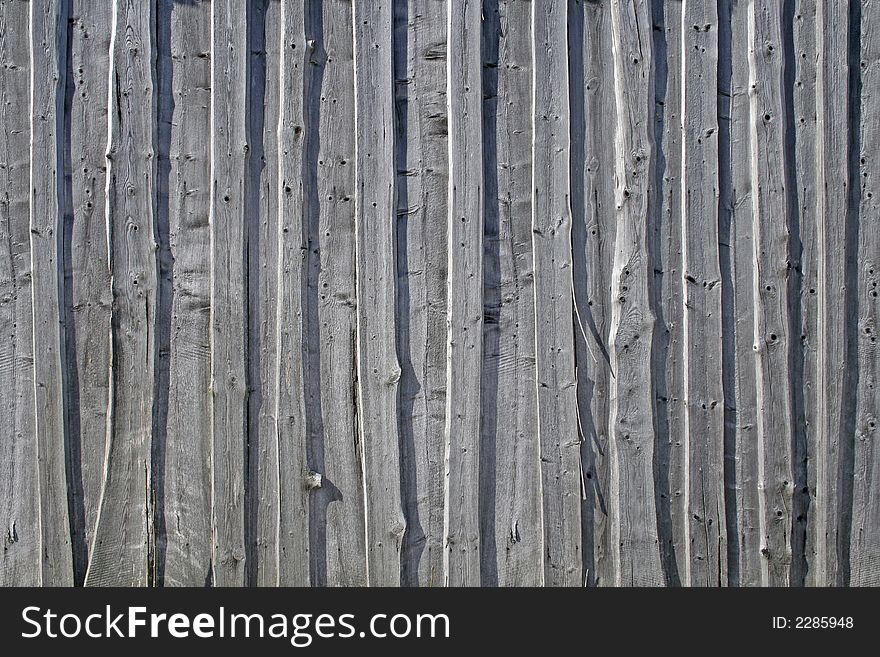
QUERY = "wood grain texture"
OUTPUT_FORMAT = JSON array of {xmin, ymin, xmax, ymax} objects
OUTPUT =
[
  {"xmin": 29, "ymin": 0, "xmax": 74, "ymax": 587},
  {"xmin": 395, "ymin": 0, "xmax": 449, "ymax": 588},
  {"xmin": 1, "ymin": 0, "xmax": 879, "ymax": 588},
  {"xmin": 607, "ymin": 0, "xmax": 663, "ymax": 586},
  {"xmin": 210, "ymin": 0, "xmax": 248, "ymax": 587},
  {"xmin": 814, "ymin": 0, "xmax": 850, "ymax": 587},
  {"xmin": 443, "ymin": 0, "xmax": 483, "ymax": 587},
  {"xmin": 532, "ymin": 0, "xmax": 581, "ymax": 587},
  {"xmin": 85, "ymin": 0, "xmax": 158, "ymax": 587},
  {"xmin": 354, "ymin": 0, "xmax": 406, "ymax": 586},
  {"xmin": 852, "ymin": 0, "xmax": 880, "ymax": 587},
  {"xmin": 306, "ymin": 0, "xmax": 366, "ymax": 587},
  {"xmin": 747, "ymin": 0, "xmax": 796, "ymax": 587},
  {"xmin": 66, "ymin": 0, "xmax": 114, "ymax": 584},
  {"xmin": 0, "ymin": 0, "xmax": 40, "ymax": 587},
  {"xmin": 681, "ymin": 0, "xmax": 726, "ymax": 587},
  {"xmin": 274, "ymin": 0, "xmax": 309, "ymax": 587},
  {"xmin": 482, "ymin": 0, "xmax": 541, "ymax": 587},
  {"xmin": 158, "ymin": 0, "xmax": 212, "ymax": 587}
]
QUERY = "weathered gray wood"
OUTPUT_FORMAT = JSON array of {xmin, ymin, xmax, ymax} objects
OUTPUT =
[
  {"xmin": 747, "ymin": 0, "xmax": 795, "ymax": 587},
  {"xmin": 792, "ymin": 0, "xmax": 819, "ymax": 587},
  {"xmin": 395, "ymin": 0, "xmax": 448, "ymax": 588},
  {"xmin": 274, "ymin": 0, "xmax": 309, "ymax": 587},
  {"xmin": 852, "ymin": 0, "xmax": 880, "ymax": 587},
  {"xmin": 159, "ymin": 0, "xmax": 212, "ymax": 587},
  {"xmin": 308, "ymin": 0, "xmax": 367, "ymax": 587},
  {"xmin": 29, "ymin": 0, "xmax": 74, "ymax": 587},
  {"xmin": 66, "ymin": 1, "xmax": 114, "ymax": 584},
  {"xmin": 607, "ymin": 0, "xmax": 663, "ymax": 586},
  {"xmin": 0, "ymin": 0, "xmax": 40, "ymax": 587},
  {"xmin": 721, "ymin": 0, "xmax": 763, "ymax": 587},
  {"xmin": 532, "ymin": 0, "xmax": 581, "ymax": 587},
  {"xmin": 85, "ymin": 0, "xmax": 157, "ymax": 587},
  {"xmin": 251, "ymin": 0, "xmax": 282, "ymax": 588},
  {"xmin": 652, "ymin": 0, "xmax": 687, "ymax": 587},
  {"xmin": 354, "ymin": 0, "xmax": 406, "ymax": 586},
  {"xmin": 210, "ymin": 0, "xmax": 248, "ymax": 587},
  {"xmin": 681, "ymin": 0, "xmax": 726, "ymax": 587},
  {"xmin": 443, "ymin": 0, "xmax": 483, "ymax": 587},
  {"xmin": 482, "ymin": 0, "xmax": 541, "ymax": 587},
  {"xmin": 571, "ymin": 0, "xmax": 620, "ymax": 587}
]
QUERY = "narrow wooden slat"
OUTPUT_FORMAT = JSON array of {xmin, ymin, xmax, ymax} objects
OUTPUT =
[
  {"xmin": 814, "ymin": 0, "xmax": 856, "ymax": 588},
  {"xmin": 747, "ymin": 0, "xmax": 795, "ymax": 586},
  {"xmin": 0, "ymin": 0, "xmax": 40, "ymax": 586},
  {"xmin": 353, "ymin": 0, "xmax": 406, "ymax": 586},
  {"xmin": 482, "ymin": 0, "xmax": 541, "ymax": 587},
  {"xmin": 274, "ymin": 0, "xmax": 309, "ymax": 586},
  {"xmin": 791, "ymin": 0, "xmax": 819, "ymax": 586},
  {"xmin": 29, "ymin": 0, "xmax": 74, "ymax": 587},
  {"xmin": 209, "ymin": 0, "xmax": 248, "ymax": 587},
  {"xmin": 607, "ymin": 0, "xmax": 663, "ymax": 586},
  {"xmin": 652, "ymin": 0, "xmax": 686, "ymax": 586},
  {"xmin": 532, "ymin": 0, "xmax": 580, "ymax": 587},
  {"xmin": 159, "ymin": 0, "xmax": 212, "ymax": 587},
  {"xmin": 443, "ymin": 0, "xmax": 483, "ymax": 587},
  {"xmin": 86, "ymin": 0, "xmax": 157, "ymax": 587},
  {"xmin": 394, "ymin": 0, "xmax": 448, "ymax": 588},
  {"xmin": 570, "ymin": 0, "xmax": 620, "ymax": 587},
  {"xmin": 252, "ymin": 0, "xmax": 282, "ymax": 589},
  {"xmin": 308, "ymin": 0, "xmax": 367, "ymax": 586},
  {"xmin": 720, "ymin": 0, "xmax": 762, "ymax": 587},
  {"xmin": 681, "ymin": 0, "xmax": 726, "ymax": 586},
  {"xmin": 66, "ymin": 0, "xmax": 114, "ymax": 585},
  {"xmin": 852, "ymin": 0, "xmax": 880, "ymax": 587}
]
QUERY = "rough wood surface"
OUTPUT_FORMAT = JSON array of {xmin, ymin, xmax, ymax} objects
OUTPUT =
[
  {"xmin": 29, "ymin": 0, "xmax": 74, "ymax": 587},
  {"xmin": 65, "ymin": 0, "xmax": 114, "ymax": 585},
  {"xmin": 607, "ymin": 0, "xmax": 663, "ymax": 586},
  {"xmin": 85, "ymin": 0, "xmax": 157, "ymax": 587},
  {"xmin": 0, "ymin": 0, "xmax": 878, "ymax": 587},
  {"xmin": 395, "ymin": 0, "xmax": 449, "ymax": 588},
  {"xmin": 158, "ymin": 0, "xmax": 212, "ymax": 587},
  {"xmin": 0, "ymin": 0, "xmax": 40, "ymax": 587},
  {"xmin": 443, "ymin": 0, "xmax": 483, "ymax": 587}
]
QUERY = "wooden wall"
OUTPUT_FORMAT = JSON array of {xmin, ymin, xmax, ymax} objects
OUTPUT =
[{"xmin": 0, "ymin": 0, "xmax": 878, "ymax": 587}]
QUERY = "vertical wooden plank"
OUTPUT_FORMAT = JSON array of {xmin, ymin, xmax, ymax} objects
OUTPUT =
[
  {"xmin": 210, "ymin": 0, "xmax": 248, "ymax": 587},
  {"xmin": 791, "ymin": 0, "xmax": 819, "ymax": 586},
  {"xmin": 570, "ymin": 0, "xmax": 620, "ymax": 587},
  {"xmin": 852, "ymin": 0, "xmax": 880, "ymax": 587},
  {"xmin": 719, "ymin": 0, "xmax": 763, "ymax": 587},
  {"xmin": 747, "ymin": 0, "xmax": 795, "ymax": 587},
  {"xmin": 395, "ymin": 0, "xmax": 448, "ymax": 588},
  {"xmin": 650, "ymin": 0, "xmax": 687, "ymax": 586},
  {"xmin": 252, "ymin": 0, "xmax": 282, "ymax": 588},
  {"xmin": 275, "ymin": 0, "xmax": 309, "ymax": 587},
  {"xmin": 66, "ymin": 0, "xmax": 114, "ymax": 584},
  {"xmin": 443, "ymin": 0, "xmax": 483, "ymax": 587},
  {"xmin": 354, "ymin": 0, "xmax": 406, "ymax": 586},
  {"xmin": 813, "ymin": 0, "xmax": 856, "ymax": 588},
  {"xmin": 308, "ymin": 0, "xmax": 367, "ymax": 587},
  {"xmin": 532, "ymin": 0, "xmax": 581, "ymax": 587},
  {"xmin": 30, "ymin": 0, "xmax": 74, "ymax": 587},
  {"xmin": 681, "ymin": 0, "xmax": 727, "ymax": 586},
  {"xmin": 607, "ymin": 0, "xmax": 663, "ymax": 586},
  {"xmin": 0, "ymin": 0, "xmax": 40, "ymax": 587},
  {"xmin": 159, "ymin": 0, "xmax": 213, "ymax": 587},
  {"xmin": 482, "ymin": 0, "xmax": 541, "ymax": 587},
  {"xmin": 86, "ymin": 0, "xmax": 157, "ymax": 587}
]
